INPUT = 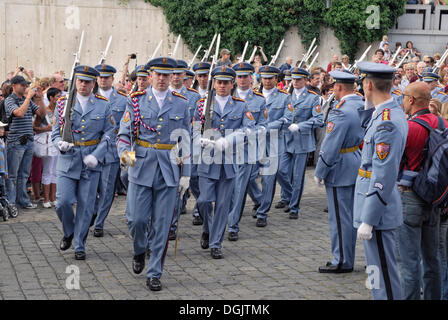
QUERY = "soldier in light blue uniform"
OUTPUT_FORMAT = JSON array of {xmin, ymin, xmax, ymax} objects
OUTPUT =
[
  {"xmin": 391, "ymin": 87, "xmax": 403, "ymax": 107},
  {"xmin": 190, "ymin": 61, "xmax": 212, "ymax": 226},
  {"xmin": 285, "ymin": 67, "xmax": 323, "ymax": 218},
  {"xmin": 354, "ymin": 62, "xmax": 408, "ymax": 300},
  {"xmin": 91, "ymin": 64, "xmax": 128, "ymax": 237},
  {"xmin": 315, "ymin": 70, "xmax": 364, "ymax": 273},
  {"xmin": 52, "ymin": 65, "xmax": 114, "ymax": 260},
  {"xmin": 227, "ymin": 62, "xmax": 267, "ymax": 241},
  {"xmin": 194, "ymin": 66, "xmax": 255, "ymax": 259},
  {"xmin": 117, "ymin": 57, "xmax": 191, "ymax": 291},
  {"xmin": 184, "ymin": 69, "xmax": 195, "ymax": 89},
  {"xmin": 255, "ymin": 65, "xmax": 294, "ymax": 226},
  {"xmin": 423, "ymin": 70, "xmax": 448, "ymax": 103},
  {"xmin": 169, "ymin": 59, "xmax": 201, "ymax": 239}
]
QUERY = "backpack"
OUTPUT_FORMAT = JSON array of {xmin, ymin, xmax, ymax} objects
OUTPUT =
[
  {"xmin": 0, "ymin": 98, "xmax": 13, "ymax": 126},
  {"xmin": 411, "ymin": 116, "xmax": 448, "ymax": 208}
]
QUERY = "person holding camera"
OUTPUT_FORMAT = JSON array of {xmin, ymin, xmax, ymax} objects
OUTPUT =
[{"xmin": 3, "ymin": 75, "xmax": 46, "ymax": 209}]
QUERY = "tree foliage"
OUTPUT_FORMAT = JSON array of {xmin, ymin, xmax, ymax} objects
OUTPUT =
[{"xmin": 146, "ymin": 0, "xmax": 406, "ymax": 61}]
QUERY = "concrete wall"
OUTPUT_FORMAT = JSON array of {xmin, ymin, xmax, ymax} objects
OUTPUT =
[
  {"xmin": 0, "ymin": 0, "xmax": 194, "ymax": 80},
  {"xmin": 0, "ymin": 0, "xmax": 382, "ymax": 82}
]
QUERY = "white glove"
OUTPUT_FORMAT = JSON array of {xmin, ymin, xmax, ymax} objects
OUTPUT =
[
  {"xmin": 83, "ymin": 154, "xmax": 98, "ymax": 168},
  {"xmin": 283, "ymin": 118, "xmax": 289, "ymax": 124},
  {"xmin": 214, "ymin": 137, "xmax": 229, "ymax": 152},
  {"xmin": 178, "ymin": 176, "xmax": 190, "ymax": 197},
  {"xmin": 314, "ymin": 176, "xmax": 324, "ymax": 187},
  {"xmin": 58, "ymin": 141, "xmax": 74, "ymax": 152},
  {"xmin": 200, "ymin": 138, "xmax": 214, "ymax": 148},
  {"xmin": 357, "ymin": 222, "xmax": 373, "ymax": 240},
  {"xmin": 288, "ymin": 124, "xmax": 299, "ymax": 132}
]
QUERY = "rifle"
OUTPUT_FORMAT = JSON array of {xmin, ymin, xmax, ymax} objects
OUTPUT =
[
  {"xmin": 188, "ymin": 44, "xmax": 202, "ymax": 69},
  {"xmin": 396, "ymin": 51, "xmax": 410, "ymax": 69},
  {"xmin": 322, "ymin": 44, "xmax": 372, "ymax": 123},
  {"xmin": 246, "ymin": 46, "xmax": 257, "ymax": 63},
  {"xmin": 238, "ymin": 41, "xmax": 249, "ymax": 63},
  {"xmin": 191, "ymin": 34, "xmax": 217, "ymax": 89},
  {"xmin": 61, "ymin": 30, "xmax": 85, "ymax": 144},
  {"xmin": 202, "ymin": 33, "xmax": 221, "ymax": 132},
  {"xmin": 307, "ymin": 52, "xmax": 319, "ymax": 71},
  {"xmin": 202, "ymin": 34, "xmax": 217, "ymax": 62},
  {"xmin": 297, "ymin": 37, "xmax": 317, "ymax": 68},
  {"xmin": 170, "ymin": 34, "xmax": 181, "ymax": 59},
  {"xmin": 269, "ymin": 39, "xmax": 284, "ymax": 66},
  {"xmin": 388, "ymin": 46, "xmax": 401, "ymax": 66},
  {"xmin": 150, "ymin": 40, "xmax": 163, "ymax": 60},
  {"xmin": 433, "ymin": 48, "xmax": 448, "ymax": 74},
  {"xmin": 94, "ymin": 35, "xmax": 113, "ymax": 94}
]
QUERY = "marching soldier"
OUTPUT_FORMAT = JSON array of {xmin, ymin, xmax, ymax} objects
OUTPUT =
[
  {"xmin": 194, "ymin": 66, "xmax": 255, "ymax": 259},
  {"xmin": 354, "ymin": 61, "xmax": 408, "ymax": 300},
  {"xmin": 91, "ymin": 64, "xmax": 128, "ymax": 237},
  {"xmin": 254, "ymin": 65, "xmax": 294, "ymax": 226},
  {"xmin": 423, "ymin": 69, "xmax": 448, "ymax": 103},
  {"xmin": 52, "ymin": 65, "xmax": 114, "ymax": 260},
  {"xmin": 314, "ymin": 70, "xmax": 364, "ymax": 273},
  {"xmin": 190, "ymin": 61, "xmax": 212, "ymax": 226},
  {"xmin": 168, "ymin": 59, "xmax": 201, "ymax": 240},
  {"xmin": 227, "ymin": 62, "xmax": 267, "ymax": 241},
  {"xmin": 118, "ymin": 57, "xmax": 191, "ymax": 291},
  {"xmin": 135, "ymin": 65, "xmax": 151, "ymax": 91},
  {"xmin": 285, "ymin": 67, "xmax": 322, "ymax": 219},
  {"xmin": 184, "ymin": 70, "xmax": 195, "ymax": 89}
]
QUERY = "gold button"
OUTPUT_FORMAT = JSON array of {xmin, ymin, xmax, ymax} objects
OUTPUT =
[
  {"xmin": 175, "ymin": 116, "xmax": 179, "ymax": 120},
  {"xmin": 141, "ymin": 115, "xmax": 144, "ymax": 119},
  {"xmin": 158, "ymin": 132, "xmax": 161, "ymax": 135},
  {"xmin": 97, "ymin": 116, "xmax": 100, "ymax": 119},
  {"xmin": 82, "ymin": 119, "xmax": 85, "ymax": 122},
  {"xmin": 81, "ymin": 126, "xmax": 85, "ymax": 129},
  {"xmin": 220, "ymin": 124, "xmax": 224, "ymax": 128},
  {"xmin": 82, "ymin": 131, "xmax": 85, "ymax": 134},
  {"xmin": 157, "ymin": 139, "xmax": 160, "ymax": 143},
  {"xmin": 157, "ymin": 125, "xmax": 161, "ymax": 129},
  {"xmin": 81, "ymin": 138, "xmax": 85, "ymax": 141},
  {"xmin": 221, "ymin": 119, "xmax": 224, "ymax": 122},
  {"xmin": 159, "ymin": 118, "xmax": 163, "ymax": 122}
]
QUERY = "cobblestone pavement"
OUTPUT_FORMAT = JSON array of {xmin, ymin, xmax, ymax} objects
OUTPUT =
[{"xmin": 0, "ymin": 168, "xmax": 371, "ymax": 300}]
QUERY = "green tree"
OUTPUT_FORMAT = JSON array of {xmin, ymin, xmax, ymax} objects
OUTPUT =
[{"xmin": 146, "ymin": 0, "xmax": 406, "ymax": 61}]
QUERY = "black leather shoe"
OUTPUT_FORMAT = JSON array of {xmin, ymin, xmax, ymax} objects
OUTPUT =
[
  {"xmin": 289, "ymin": 212, "xmax": 299, "ymax": 220},
  {"xmin": 284, "ymin": 207, "xmax": 291, "ymax": 213},
  {"xmin": 75, "ymin": 251, "xmax": 86, "ymax": 260},
  {"xmin": 168, "ymin": 230, "xmax": 176, "ymax": 241},
  {"xmin": 90, "ymin": 213, "xmax": 97, "ymax": 227},
  {"xmin": 192, "ymin": 215, "xmax": 203, "ymax": 226},
  {"xmin": 146, "ymin": 277, "xmax": 162, "ymax": 291},
  {"xmin": 60, "ymin": 234, "xmax": 74, "ymax": 251},
  {"xmin": 200, "ymin": 232, "xmax": 209, "ymax": 249},
  {"xmin": 318, "ymin": 261, "xmax": 353, "ymax": 273},
  {"xmin": 132, "ymin": 253, "xmax": 145, "ymax": 274},
  {"xmin": 228, "ymin": 232, "xmax": 238, "ymax": 241},
  {"xmin": 211, "ymin": 248, "xmax": 223, "ymax": 259},
  {"xmin": 323, "ymin": 207, "xmax": 328, "ymax": 213},
  {"xmin": 93, "ymin": 229, "xmax": 103, "ymax": 237},
  {"xmin": 256, "ymin": 218, "xmax": 267, "ymax": 227},
  {"xmin": 274, "ymin": 201, "xmax": 287, "ymax": 209}
]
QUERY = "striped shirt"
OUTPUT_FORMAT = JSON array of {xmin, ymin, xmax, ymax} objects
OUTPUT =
[{"xmin": 4, "ymin": 93, "xmax": 39, "ymax": 143}]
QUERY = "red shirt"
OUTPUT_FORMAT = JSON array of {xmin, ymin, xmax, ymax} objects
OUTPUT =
[{"xmin": 403, "ymin": 108, "xmax": 448, "ymax": 171}]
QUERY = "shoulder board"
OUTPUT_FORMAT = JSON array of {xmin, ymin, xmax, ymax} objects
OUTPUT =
[
  {"xmin": 335, "ymin": 100, "xmax": 345, "ymax": 110},
  {"xmin": 355, "ymin": 91, "xmax": 363, "ymax": 97},
  {"xmin": 232, "ymin": 96, "xmax": 245, "ymax": 103},
  {"xmin": 172, "ymin": 91, "xmax": 187, "ymax": 100},
  {"xmin": 253, "ymin": 91, "xmax": 264, "ymax": 98},
  {"xmin": 198, "ymin": 98, "xmax": 205, "ymax": 103},
  {"xmin": 57, "ymin": 96, "xmax": 67, "ymax": 102},
  {"xmin": 392, "ymin": 89, "xmax": 402, "ymax": 95},
  {"xmin": 117, "ymin": 90, "xmax": 128, "ymax": 97},
  {"xmin": 438, "ymin": 84, "xmax": 444, "ymax": 88},
  {"xmin": 130, "ymin": 90, "xmax": 146, "ymax": 98},
  {"xmin": 279, "ymin": 89, "xmax": 289, "ymax": 95},
  {"xmin": 382, "ymin": 108, "xmax": 391, "ymax": 121},
  {"xmin": 438, "ymin": 91, "xmax": 447, "ymax": 96},
  {"xmin": 95, "ymin": 94, "xmax": 109, "ymax": 102},
  {"xmin": 187, "ymin": 87, "xmax": 199, "ymax": 94},
  {"xmin": 308, "ymin": 89, "xmax": 318, "ymax": 95},
  {"xmin": 329, "ymin": 109, "xmax": 343, "ymax": 116}
]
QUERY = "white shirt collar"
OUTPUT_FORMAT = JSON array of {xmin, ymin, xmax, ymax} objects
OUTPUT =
[
  {"xmin": 237, "ymin": 88, "xmax": 250, "ymax": 100},
  {"xmin": 98, "ymin": 87, "xmax": 113, "ymax": 100},
  {"xmin": 152, "ymin": 87, "xmax": 169, "ymax": 109},
  {"xmin": 294, "ymin": 87, "xmax": 306, "ymax": 98},
  {"xmin": 198, "ymin": 87, "xmax": 207, "ymax": 98},
  {"xmin": 215, "ymin": 95, "xmax": 230, "ymax": 113},
  {"xmin": 262, "ymin": 87, "xmax": 275, "ymax": 98}
]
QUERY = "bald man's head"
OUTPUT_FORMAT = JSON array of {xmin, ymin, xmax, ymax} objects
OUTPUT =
[{"xmin": 402, "ymin": 81, "xmax": 431, "ymax": 115}]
